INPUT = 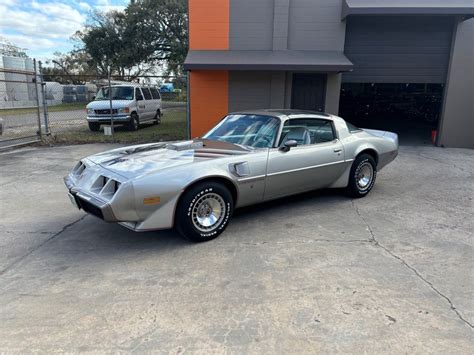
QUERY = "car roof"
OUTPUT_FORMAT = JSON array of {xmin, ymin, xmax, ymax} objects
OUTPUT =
[{"xmin": 228, "ymin": 109, "xmax": 334, "ymax": 120}]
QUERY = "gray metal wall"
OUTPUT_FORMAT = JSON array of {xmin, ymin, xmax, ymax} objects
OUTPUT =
[
  {"xmin": 288, "ymin": 0, "xmax": 346, "ymax": 51},
  {"xmin": 343, "ymin": 16, "xmax": 454, "ymax": 83},
  {"xmin": 230, "ymin": 0, "xmax": 274, "ymax": 50},
  {"xmin": 228, "ymin": 72, "xmax": 272, "ymax": 112},
  {"xmin": 228, "ymin": 0, "xmax": 346, "ymax": 113},
  {"xmin": 439, "ymin": 18, "xmax": 474, "ymax": 149}
]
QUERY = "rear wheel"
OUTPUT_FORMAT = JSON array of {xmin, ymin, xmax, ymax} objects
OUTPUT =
[
  {"xmin": 346, "ymin": 154, "xmax": 377, "ymax": 198},
  {"xmin": 153, "ymin": 110, "xmax": 162, "ymax": 125},
  {"xmin": 128, "ymin": 113, "xmax": 139, "ymax": 131},
  {"xmin": 175, "ymin": 181, "xmax": 233, "ymax": 242},
  {"xmin": 88, "ymin": 122, "xmax": 100, "ymax": 132}
]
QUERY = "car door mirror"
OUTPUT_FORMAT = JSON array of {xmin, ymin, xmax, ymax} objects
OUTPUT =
[
  {"xmin": 280, "ymin": 140, "xmax": 298, "ymax": 152},
  {"xmin": 136, "ymin": 96, "xmax": 143, "ymax": 101}
]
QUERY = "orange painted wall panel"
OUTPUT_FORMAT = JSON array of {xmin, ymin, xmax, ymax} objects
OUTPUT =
[
  {"xmin": 190, "ymin": 71, "xmax": 228, "ymax": 137},
  {"xmin": 189, "ymin": 0, "xmax": 229, "ymax": 50}
]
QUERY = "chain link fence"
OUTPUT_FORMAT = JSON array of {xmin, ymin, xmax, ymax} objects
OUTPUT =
[
  {"xmin": 0, "ymin": 60, "xmax": 188, "ymax": 149},
  {"xmin": 0, "ymin": 59, "xmax": 45, "ymax": 149}
]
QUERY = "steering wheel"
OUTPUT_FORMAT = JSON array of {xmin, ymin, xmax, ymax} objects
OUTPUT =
[{"xmin": 254, "ymin": 135, "xmax": 272, "ymax": 148}]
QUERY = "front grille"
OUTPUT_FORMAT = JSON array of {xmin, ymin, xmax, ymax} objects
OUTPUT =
[
  {"xmin": 95, "ymin": 109, "xmax": 118, "ymax": 115},
  {"xmin": 76, "ymin": 197, "xmax": 104, "ymax": 220}
]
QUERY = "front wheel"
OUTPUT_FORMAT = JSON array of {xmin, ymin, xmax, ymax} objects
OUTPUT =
[
  {"xmin": 127, "ymin": 113, "xmax": 139, "ymax": 131},
  {"xmin": 88, "ymin": 122, "xmax": 100, "ymax": 132},
  {"xmin": 346, "ymin": 154, "xmax": 377, "ymax": 198},
  {"xmin": 175, "ymin": 181, "xmax": 233, "ymax": 242}
]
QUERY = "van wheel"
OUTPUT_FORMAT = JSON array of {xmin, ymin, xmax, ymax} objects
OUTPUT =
[
  {"xmin": 88, "ymin": 122, "xmax": 100, "ymax": 132},
  {"xmin": 128, "ymin": 113, "xmax": 139, "ymax": 131},
  {"xmin": 153, "ymin": 110, "xmax": 162, "ymax": 125}
]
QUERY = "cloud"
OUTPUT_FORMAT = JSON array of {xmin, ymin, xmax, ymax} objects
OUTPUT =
[
  {"xmin": 0, "ymin": 0, "xmax": 129, "ymax": 58},
  {"xmin": 78, "ymin": 2, "xmax": 92, "ymax": 11}
]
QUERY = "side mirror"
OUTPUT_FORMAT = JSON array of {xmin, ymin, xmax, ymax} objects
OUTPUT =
[
  {"xmin": 92, "ymin": 95, "xmax": 96, "ymax": 100},
  {"xmin": 280, "ymin": 139, "xmax": 298, "ymax": 152},
  {"xmin": 136, "ymin": 96, "xmax": 143, "ymax": 101}
]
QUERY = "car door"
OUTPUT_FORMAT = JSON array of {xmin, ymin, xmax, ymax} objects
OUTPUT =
[{"xmin": 264, "ymin": 118, "xmax": 346, "ymax": 200}]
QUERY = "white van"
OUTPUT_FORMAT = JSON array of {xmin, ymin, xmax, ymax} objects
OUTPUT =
[{"xmin": 86, "ymin": 84, "xmax": 162, "ymax": 131}]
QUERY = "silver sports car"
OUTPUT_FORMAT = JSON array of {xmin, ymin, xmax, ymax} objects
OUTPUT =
[{"xmin": 65, "ymin": 109, "xmax": 398, "ymax": 242}]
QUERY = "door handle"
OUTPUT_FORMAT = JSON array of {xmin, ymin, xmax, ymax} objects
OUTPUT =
[{"xmin": 334, "ymin": 148, "xmax": 342, "ymax": 153}]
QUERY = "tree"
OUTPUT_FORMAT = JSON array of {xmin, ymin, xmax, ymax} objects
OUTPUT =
[
  {"xmin": 125, "ymin": 0, "xmax": 188, "ymax": 75},
  {"xmin": 42, "ymin": 50, "xmax": 98, "ymax": 84},
  {"xmin": 77, "ymin": 0, "xmax": 188, "ymax": 78}
]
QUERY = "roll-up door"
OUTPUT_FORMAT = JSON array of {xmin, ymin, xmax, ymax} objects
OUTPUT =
[{"xmin": 342, "ymin": 16, "xmax": 454, "ymax": 84}]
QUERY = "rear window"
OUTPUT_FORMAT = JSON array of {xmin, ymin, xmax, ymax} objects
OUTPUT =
[
  {"xmin": 346, "ymin": 122, "xmax": 362, "ymax": 133},
  {"xmin": 150, "ymin": 87, "xmax": 161, "ymax": 100},
  {"xmin": 142, "ymin": 87, "xmax": 152, "ymax": 100}
]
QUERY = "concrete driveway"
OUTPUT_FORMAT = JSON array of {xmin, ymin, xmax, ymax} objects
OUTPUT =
[{"xmin": 0, "ymin": 144, "xmax": 472, "ymax": 353}]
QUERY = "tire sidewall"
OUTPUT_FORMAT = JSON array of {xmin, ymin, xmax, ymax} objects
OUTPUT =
[
  {"xmin": 127, "ymin": 113, "xmax": 138, "ymax": 131},
  {"xmin": 349, "ymin": 155, "xmax": 377, "ymax": 197},
  {"xmin": 177, "ymin": 183, "xmax": 233, "ymax": 242}
]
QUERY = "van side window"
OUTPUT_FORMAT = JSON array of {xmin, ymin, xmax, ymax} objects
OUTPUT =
[
  {"xmin": 135, "ymin": 88, "xmax": 143, "ymax": 101},
  {"xmin": 142, "ymin": 88, "xmax": 152, "ymax": 100},
  {"xmin": 150, "ymin": 87, "xmax": 161, "ymax": 100}
]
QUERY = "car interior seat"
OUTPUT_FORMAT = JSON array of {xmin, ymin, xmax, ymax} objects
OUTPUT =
[{"xmin": 280, "ymin": 127, "xmax": 311, "ymax": 146}]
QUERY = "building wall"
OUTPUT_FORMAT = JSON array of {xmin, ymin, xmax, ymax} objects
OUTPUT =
[
  {"xmin": 438, "ymin": 18, "xmax": 474, "ymax": 149},
  {"xmin": 225, "ymin": 0, "xmax": 346, "ymax": 115},
  {"xmin": 188, "ymin": 0, "xmax": 230, "ymax": 137},
  {"xmin": 343, "ymin": 16, "xmax": 454, "ymax": 83},
  {"xmin": 190, "ymin": 71, "xmax": 229, "ymax": 137},
  {"xmin": 188, "ymin": 0, "xmax": 229, "ymax": 50},
  {"xmin": 288, "ymin": 0, "xmax": 346, "ymax": 51},
  {"xmin": 230, "ymin": 0, "xmax": 274, "ymax": 50}
]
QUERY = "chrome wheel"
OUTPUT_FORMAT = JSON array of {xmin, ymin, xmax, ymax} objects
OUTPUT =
[
  {"xmin": 191, "ymin": 193, "xmax": 226, "ymax": 233},
  {"xmin": 356, "ymin": 162, "xmax": 374, "ymax": 190}
]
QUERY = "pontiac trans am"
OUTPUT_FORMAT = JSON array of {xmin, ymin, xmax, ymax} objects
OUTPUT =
[{"xmin": 64, "ymin": 109, "xmax": 398, "ymax": 242}]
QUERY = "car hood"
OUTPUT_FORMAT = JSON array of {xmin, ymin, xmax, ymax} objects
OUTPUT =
[
  {"xmin": 85, "ymin": 139, "xmax": 255, "ymax": 179},
  {"xmin": 86, "ymin": 100, "xmax": 134, "ymax": 110}
]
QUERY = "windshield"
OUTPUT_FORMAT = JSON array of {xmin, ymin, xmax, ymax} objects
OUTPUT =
[
  {"xmin": 95, "ymin": 86, "xmax": 134, "ymax": 100},
  {"xmin": 203, "ymin": 114, "xmax": 280, "ymax": 148}
]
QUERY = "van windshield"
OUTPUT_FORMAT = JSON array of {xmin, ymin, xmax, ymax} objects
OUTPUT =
[{"xmin": 95, "ymin": 86, "xmax": 134, "ymax": 100}]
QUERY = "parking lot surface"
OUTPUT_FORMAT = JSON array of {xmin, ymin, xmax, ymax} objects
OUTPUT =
[{"xmin": 0, "ymin": 144, "xmax": 473, "ymax": 353}]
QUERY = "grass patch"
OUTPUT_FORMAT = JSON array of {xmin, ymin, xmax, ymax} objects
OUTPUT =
[
  {"xmin": 49, "ymin": 110, "xmax": 187, "ymax": 145},
  {"xmin": 0, "ymin": 102, "xmax": 86, "ymax": 116}
]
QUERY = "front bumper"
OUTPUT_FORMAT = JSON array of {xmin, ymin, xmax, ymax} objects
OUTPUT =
[
  {"xmin": 64, "ymin": 176, "xmax": 118, "ymax": 222},
  {"xmin": 87, "ymin": 115, "xmax": 131, "ymax": 123}
]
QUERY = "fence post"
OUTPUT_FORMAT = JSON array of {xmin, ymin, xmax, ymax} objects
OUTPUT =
[
  {"xmin": 33, "ymin": 59, "xmax": 42, "ymax": 139},
  {"xmin": 108, "ymin": 67, "xmax": 114, "ymax": 136},
  {"xmin": 38, "ymin": 61, "xmax": 50, "ymax": 135}
]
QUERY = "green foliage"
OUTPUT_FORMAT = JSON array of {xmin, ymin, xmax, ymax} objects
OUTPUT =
[{"xmin": 77, "ymin": 0, "xmax": 188, "ymax": 77}]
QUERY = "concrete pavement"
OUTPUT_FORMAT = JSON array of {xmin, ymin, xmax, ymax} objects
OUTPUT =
[{"xmin": 0, "ymin": 144, "xmax": 472, "ymax": 353}]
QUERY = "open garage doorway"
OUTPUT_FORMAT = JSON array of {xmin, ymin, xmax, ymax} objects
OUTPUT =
[{"xmin": 339, "ymin": 83, "xmax": 444, "ymax": 145}]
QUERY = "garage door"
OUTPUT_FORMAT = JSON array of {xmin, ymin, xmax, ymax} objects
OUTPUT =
[{"xmin": 342, "ymin": 16, "xmax": 455, "ymax": 84}]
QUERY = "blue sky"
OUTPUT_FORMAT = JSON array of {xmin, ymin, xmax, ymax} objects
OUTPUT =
[{"xmin": 0, "ymin": 0, "xmax": 128, "ymax": 61}]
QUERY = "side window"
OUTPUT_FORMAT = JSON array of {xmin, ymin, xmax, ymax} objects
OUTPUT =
[
  {"xmin": 142, "ymin": 87, "xmax": 153, "ymax": 100},
  {"xmin": 150, "ymin": 87, "xmax": 161, "ymax": 100},
  {"xmin": 135, "ymin": 88, "xmax": 143, "ymax": 101},
  {"xmin": 280, "ymin": 118, "xmax": 336, "ymax": 145},
  {"xmin": 346, "ymin": 122, "xmax": 361, "ymax": 133}
]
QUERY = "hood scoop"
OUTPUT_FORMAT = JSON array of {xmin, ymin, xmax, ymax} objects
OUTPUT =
[{"xmin": 168, "ymin": 141, "xmax": 204, "ymax": 151}]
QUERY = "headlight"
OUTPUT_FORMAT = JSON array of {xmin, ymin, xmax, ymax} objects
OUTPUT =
[
  {"xmin": 118, "ymin": 107, "xmax": 130, "ymax": 114},
  {"xmin": 87, "ymin": 108, "xmax": 94, "ymax": 115}
]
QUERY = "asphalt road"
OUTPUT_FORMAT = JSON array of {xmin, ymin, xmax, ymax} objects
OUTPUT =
[{"xmin": 0, "ymin": 144, "xmax": 472, "ymax": 353}]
